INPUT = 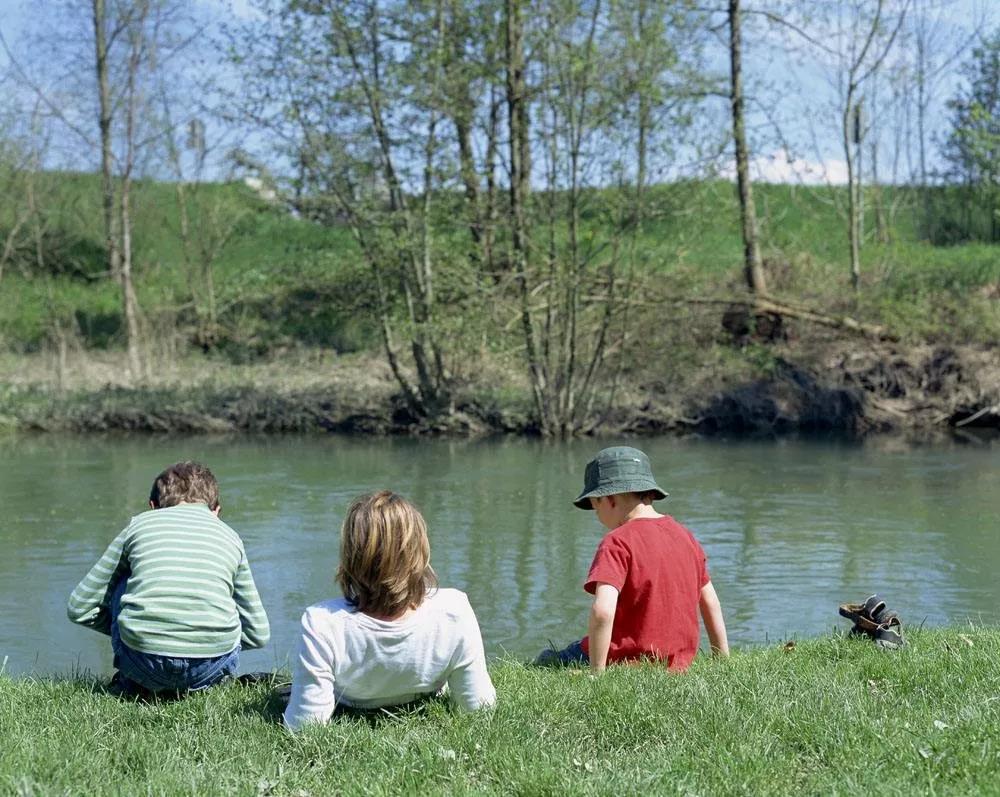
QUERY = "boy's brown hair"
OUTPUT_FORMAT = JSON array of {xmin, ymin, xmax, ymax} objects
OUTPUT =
[
  {"xmin": 337, "ymin": 491, "xmax": 437, "ymax": 618},
  {"xmin": 149, "ymin": 461, "xmax": 220, "ymax": 510}
]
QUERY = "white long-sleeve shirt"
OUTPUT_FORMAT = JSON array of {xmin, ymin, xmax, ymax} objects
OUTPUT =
[{"xmin": 283, "ymin": 588, "xmax": 496, "ymax": 729}]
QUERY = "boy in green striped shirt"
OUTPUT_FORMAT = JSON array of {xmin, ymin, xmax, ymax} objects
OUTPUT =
[{"xmin": 68, "ymin": 461, "xmax": 270, "ymax": 696}]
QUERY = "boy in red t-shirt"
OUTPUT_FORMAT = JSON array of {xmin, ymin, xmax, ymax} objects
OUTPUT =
[{"xmin": 535, "ymin": 446, "xmax": 729, "ymax": 672}]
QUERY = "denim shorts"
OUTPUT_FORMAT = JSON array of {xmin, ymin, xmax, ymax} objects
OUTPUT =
[{"xmin": 110, "ymin": 579, "xmax": 240, "ymax": 693}]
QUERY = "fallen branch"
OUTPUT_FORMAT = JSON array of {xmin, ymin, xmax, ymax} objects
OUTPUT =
[
  {"xmin": 578, "ymin": 292, "xmax": 898, "ymax": 342},
  {"xmin": 954, "ymin": 404, "xmax": 1000, "ymax": 428},
  {"xmin": 752, "ymin": 296, "xmax": 897, "ymax": 342}
]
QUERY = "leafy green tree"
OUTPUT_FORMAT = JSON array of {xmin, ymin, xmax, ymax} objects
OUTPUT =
[
  {"xmin": 235, "ymin": 0, "xmax": 711, "ymax": 433},
  {"xmin": 942, "ymin": 30, "xmax": 1000, "ymax": 241},
  {"xmin": 235, "ymin": 0, "xmax": 480, "ymax": 417}
]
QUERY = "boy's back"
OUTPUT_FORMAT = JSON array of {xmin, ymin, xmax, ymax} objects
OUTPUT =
[
  {"xmin": 68, "ymin": 503, "xmax": 269, "ymax": 659},
  {"xmin": 581, "ymin": 514, "xmax": 708, "ymax": 670}
]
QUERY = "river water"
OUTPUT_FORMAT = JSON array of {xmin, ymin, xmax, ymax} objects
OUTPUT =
[{"xmin": 1, "ymin": 434, "xmax": 997, "ymax": 677}]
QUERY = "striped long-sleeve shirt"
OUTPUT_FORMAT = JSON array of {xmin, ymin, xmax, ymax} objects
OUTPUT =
[{"xmin": 67, "ymin": 503, "xmax": 270, "ymax": 658}]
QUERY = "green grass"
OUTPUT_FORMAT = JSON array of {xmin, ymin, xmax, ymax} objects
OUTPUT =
[
  {"xmin": 3, "ymin": 627, "xmax": 1000, "ymax": 795},
  {"xmin": 2, "ymin": 174, "xmax": 999, "ymax": 356},
  {"xmin": 0, "ymin": 173, "xmax": 364, "ymax": 352}
]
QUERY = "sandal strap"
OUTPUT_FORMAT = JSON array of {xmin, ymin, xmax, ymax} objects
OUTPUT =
[
  {"xmin": 874, "ymin": 622, "xmax": 905, "ymax": 649},
  {"xmin": 862, "ymin": 594, "xmax": 886, "ymax": 621}
]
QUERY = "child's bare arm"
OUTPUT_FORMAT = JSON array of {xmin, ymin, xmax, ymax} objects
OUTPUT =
[
  {"xmin": 587, "ymin": 583, "xmax": 619, "ymax": 673},
  {"xmin": 699, "ymin": 581, "xmax": 729, "ymax": 657}
]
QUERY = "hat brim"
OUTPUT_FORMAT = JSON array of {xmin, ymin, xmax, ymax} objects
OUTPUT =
[{"xmin": 573, "ymin": 483, "xmax": 668, "ymax": 510}]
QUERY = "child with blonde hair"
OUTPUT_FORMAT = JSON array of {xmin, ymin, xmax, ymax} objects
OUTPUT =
[{"xmin": 283, "ymin": 491, "xmax": 495, "ymax": 728}]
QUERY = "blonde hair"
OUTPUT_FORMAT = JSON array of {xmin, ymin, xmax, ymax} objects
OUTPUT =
[{"xmin": 337, "ymin": 491, "xmax": 437, "ymax": 617}]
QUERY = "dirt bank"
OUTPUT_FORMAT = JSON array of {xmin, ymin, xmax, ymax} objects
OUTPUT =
[
  {"xmin": 1, "ymin": 344, "xmax": 997, "ymax": 440},
  {"xmin": 662, "ymin": 342, "xmax": 1000, "ymax": 441}
]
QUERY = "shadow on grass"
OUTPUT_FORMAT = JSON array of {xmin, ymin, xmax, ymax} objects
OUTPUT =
[
  {"xmin": 232, "ymin": 679, "xmax": 450, "ymax": 728},
  {"xmin": 233, "ymin": 679, "xmax": 292, "ymax": 724},
  {"xmin": 67, "ymin": 669, "xmax": 297, "ymax": 712}
]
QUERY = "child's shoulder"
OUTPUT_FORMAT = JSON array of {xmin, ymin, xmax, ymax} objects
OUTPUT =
[
  {"xmin": 302, "ymin": 596, "xmax": 354, "ymax": 619},
  {"xmin": 127, "ymin": 504, "xmax": 242, "ymax": 543},
  {"xmin": 295, "ymin": 598, "xmax": 356, "ymax": 641},
  {"xmin": 426, "ymin": 586, "xmax": 470, "ymax": 607},
  {"xmin": 609, "ymin": 514, "xmax": 701, "ymax": 549},
  {"xmin": 423, "ymin": 587, "xmax": 477, "ymax": 623},
  {"xmin": 616, "ymin": 513, "xmax": 690, "ymax": 534},
  {"xmin": 123, "ymin": 504, "xmax": 244, "ymax": 556}
]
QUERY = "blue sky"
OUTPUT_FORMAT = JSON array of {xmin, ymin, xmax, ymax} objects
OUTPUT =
[{"xmin": 0, "ymin": 0, "xmax": 992, "ymax": 185}]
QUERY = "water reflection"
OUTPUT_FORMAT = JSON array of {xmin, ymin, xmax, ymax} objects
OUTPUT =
[{"xmin": 0, "ymin": 433, "xmax": 996, "ymax": 677}]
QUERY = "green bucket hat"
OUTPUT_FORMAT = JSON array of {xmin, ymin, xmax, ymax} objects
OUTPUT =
[{"xmin": 573, "ymin": 446, "xmax": 668, "ymax": 510}]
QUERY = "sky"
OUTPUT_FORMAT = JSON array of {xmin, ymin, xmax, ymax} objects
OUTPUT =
[{"xmin": 0, "ymin": 0, "xmax": 992, "ymax": 186}]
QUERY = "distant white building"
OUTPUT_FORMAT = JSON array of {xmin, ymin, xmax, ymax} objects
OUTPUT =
[{"xmin": 243, "ymin": 176, "xmax": 277, "ymax": 202}]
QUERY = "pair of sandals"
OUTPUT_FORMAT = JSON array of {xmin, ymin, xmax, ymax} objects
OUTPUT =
[{"xmin": 838, "ymin": 594, "xmax": 905, "ymax": 649}]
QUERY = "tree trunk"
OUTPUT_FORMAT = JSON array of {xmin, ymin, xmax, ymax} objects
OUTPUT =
[
  {"xmin": 844, "ymin": 99, "xmax": 861, "ymax": 290},
  {"xmin": 728, "ymin": 0, "xmax": 767, "ymax": 295},
  {"xmin": 557, "ymin": 1, "xmax": 600, "ymax": 436},
  {"xmin": 336, "ymin": 4, "xmax": 447, "ymax": 415},
  {"xmin": 915, "ymin": 0, "xmax": 928, "ymax": 189},
  {"xmin": 871, "ymin": 119, "xmax": 888, "ymax": 244},
  {"xmin": 119, "ymin": 182, "xmax": 143, "ymax": 379},
  {"xmin": 454, "ymin": 113, "xmax": 481, "ymax": 252},
  {"xmin": 91, "ymin": 0, "xmax": 121, "ymax": 289},
  {"xmin": 505, "ymin": 0, "xmax": 547, "ymax": 433},
  {"xmin": 92, "ymin": 0, "xmax": 116, "ymax": 275},
  {"xmin": 445, "ymin": 0, "xmax": 482, "ymax": 266},
  {"xmin": 92, "ymin": 0, "xmax": 143, "ymax": 380},
  {"xmin": 482, "ymin": 84, "xmax": 501, "ymax": 276},
  {"xmin": 120, "ymin": 5, "xmax": 146, "ymax": 380},
  {"xmin": 480, "ymin": 83, "xmax": 503, "ymax": 277}
]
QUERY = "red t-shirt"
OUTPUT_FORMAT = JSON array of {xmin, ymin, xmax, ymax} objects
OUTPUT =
[{"xmin": 581, "ymin": 515, "xmax": 710, "ymax": 671}]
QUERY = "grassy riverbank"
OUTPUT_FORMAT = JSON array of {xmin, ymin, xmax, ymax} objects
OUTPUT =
[
  {"xmin": 2, "ymin": 341, "xmax": 998, "ymax": 439},
  {"xmin": 3, "ymin": 627, "xmax": 999, "ymax": 795},
  {"xmin": 2, "ymin": 176, "xmax": 998, "ymax": 438}
]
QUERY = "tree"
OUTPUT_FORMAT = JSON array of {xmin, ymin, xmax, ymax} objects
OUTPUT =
[
  {"xmin": 728, "ymin": 0, "xmax": 766, "ymax": 295},
  {"xmin": 942, "ymin": 29, "xmax": 1000, "ymax": 241},
  {"xmin": 762, "ymin": 0, "xmax": 907, "ymax": 289},
  {"xmin": 235, "ymin": 0, "xmax": 473, "ymax": 417},
  {"xmin": 909, "ymin": 0, "xmax": 982, "ymax": 189},
  {"xmin": 91, "ymin": 0, "xmax": 149, "ymax": 380},
  {"xmin": 235, "ymin": 0, "xmax": 709, "ymax": 434},
  {"xmin": 162, "ymin": 111, "xmax": 245, "ymax": 351},
  {"xmin": 439, "ymin": 0, "xmax": 504, "ymax": 277},
  {"xmin": 4, "ymin": 0, "xmax": 197, "ymax": 379},
  {"xmin": 885, "ymin": 0, "xmax": 983, "ymax": 238},
  {"xmin": 0, "ymin": 106, "xmax": 48, "ymax": 284},
  {"xmin": 506, "ymin": 0, "xmax": 708, "ymax": 435},
  {"xmin": 834, "ymin": 0, "xmax": 908, "ymax": 290}
]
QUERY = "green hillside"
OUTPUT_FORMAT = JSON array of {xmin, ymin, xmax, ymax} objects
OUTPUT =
[{"xmin": 1, "ymin": 173, "xmax": 998, "ymax": 357}]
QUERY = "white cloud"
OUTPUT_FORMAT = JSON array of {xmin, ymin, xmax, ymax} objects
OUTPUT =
[
  {"xmin": 229, "ymin": 0, "xmax": 259, "ymax": 18},
  {"xmin": 201, "ymin": 0, "xmax": 261, "ymax": 20},
  {"xmin": 722, "ymin": 148, "xmax": 849, "ymax": 185}
]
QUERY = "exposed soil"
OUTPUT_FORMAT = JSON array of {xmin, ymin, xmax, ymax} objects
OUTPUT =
[{"xmin": 665, "ymin": 342, "xmax": 1000, "ymax": 441}]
